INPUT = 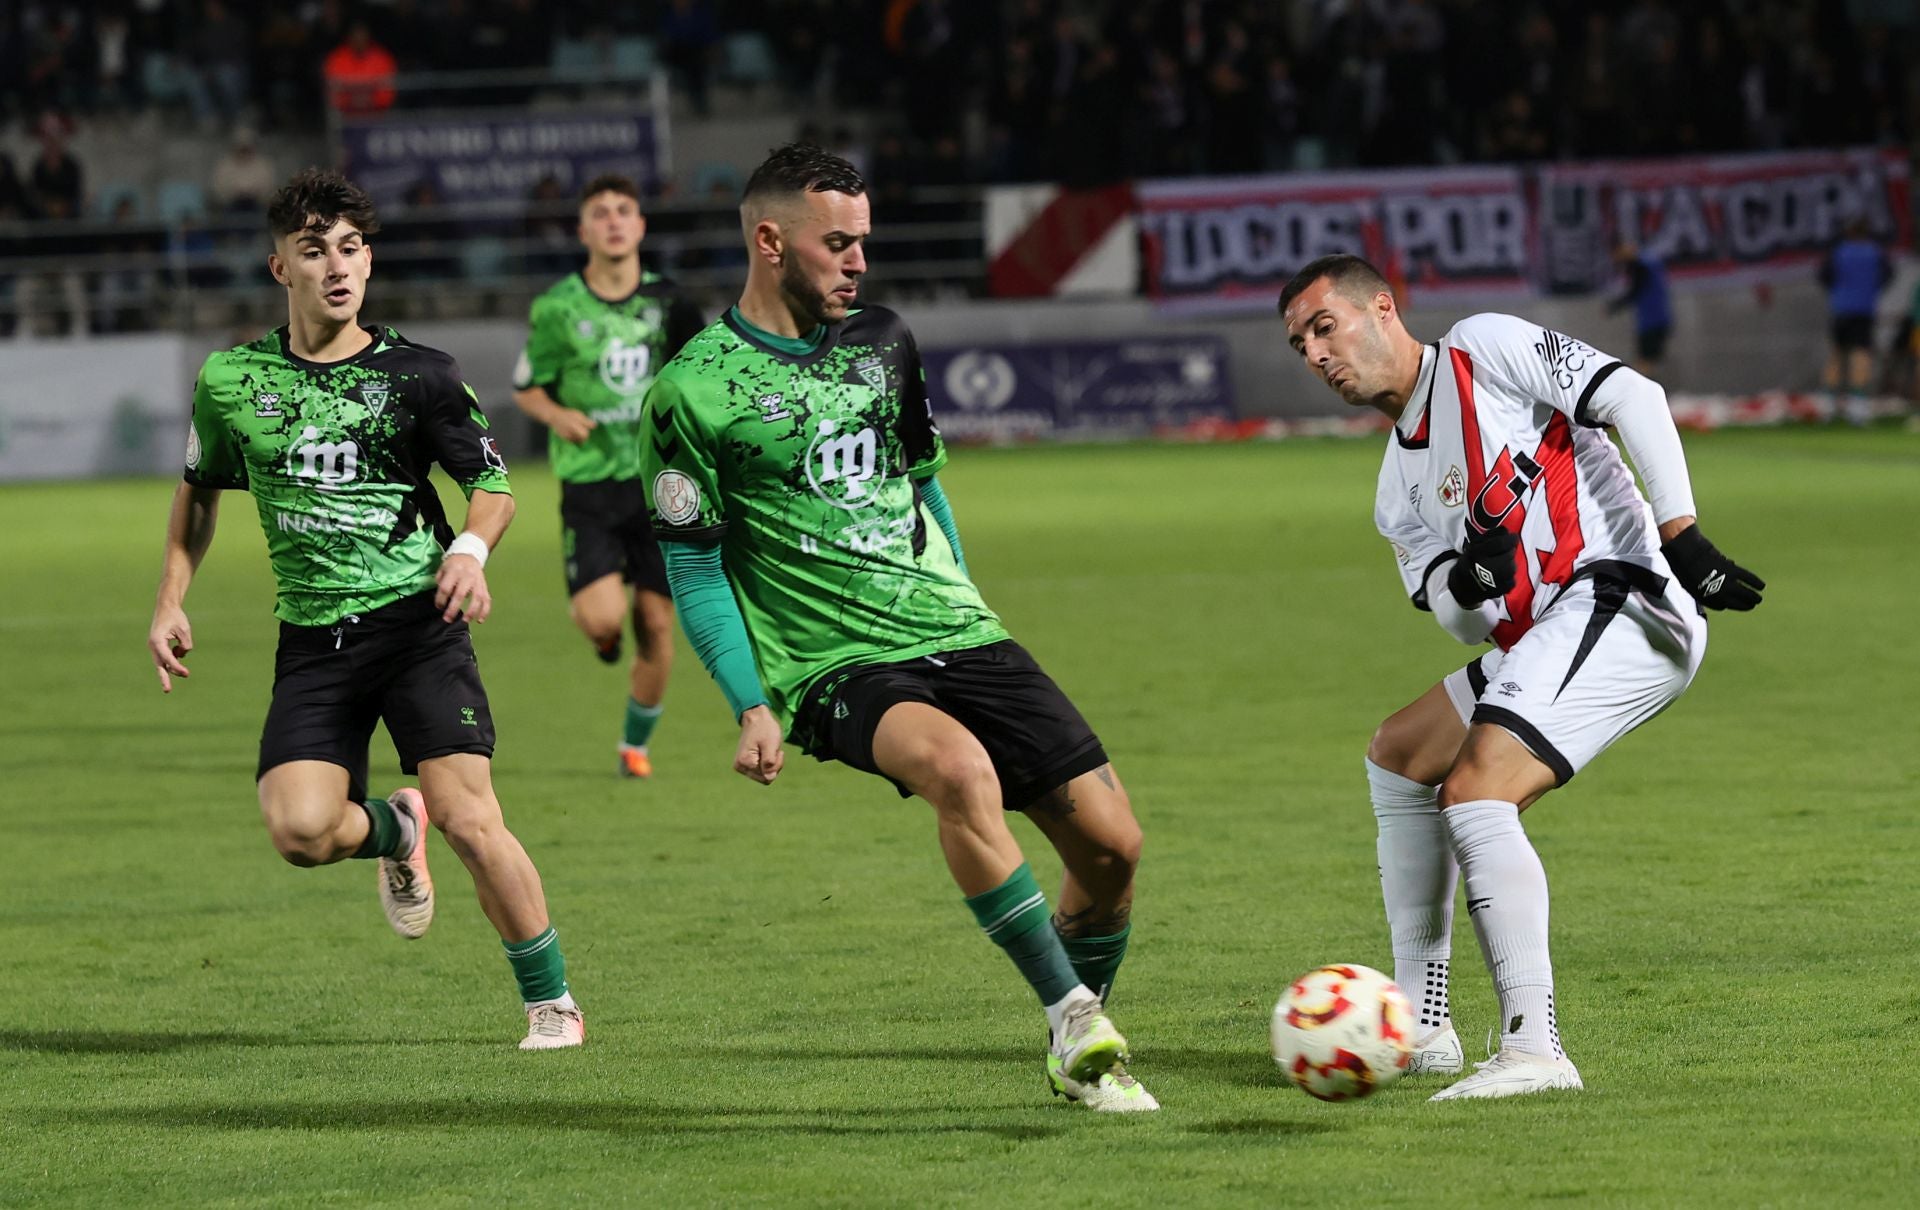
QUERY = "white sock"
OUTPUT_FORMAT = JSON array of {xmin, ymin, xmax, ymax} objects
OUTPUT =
[
  {"xmin": 1369, "ymin": 759, "xmax": 1455, "ymax": 1033},
  {"xmin": 525, "ymin": 991, "xmax": 578, "ymax": 1012},
  {"xmin": 1443, "ymin": 798, "xmax": 1563, "ymax": 1060},
  {"xmin": 1044, "ymin": 983, "xmax": 1099, "ymax": 1041}
]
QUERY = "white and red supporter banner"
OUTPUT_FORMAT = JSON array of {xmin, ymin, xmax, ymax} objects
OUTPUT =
[
  {"xmin": 1534, "ymin": 147, "xmax": 1911, "ymax": 294},
  {"xmin": 1136, "ymin": 166, "xmax": 1532, "ymax": 314},
  {"xmin": 1133, "ymin": 148, "xmax": 1911, "ymax": 313}
]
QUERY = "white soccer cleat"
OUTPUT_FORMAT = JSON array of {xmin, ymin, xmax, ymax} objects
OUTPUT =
[
  {"xmin": 519, "ymin": 1002, "xmax": 586, "ymax": 1050},
  {"xmin": 1049, "ymin": 1056, "xmax": 1161, "ymax": 1112},
  {"xmin": 1050, "ymin": 998, "xmax": 1129, "ymax": 1085},
  {"xmin": 1428, "ymin": 1049, "xmax": 1582, "ymax": 1101},
  {"xmin": 377, "ymin": 788, "xmax": 434, "ymax": 940},
  {"xmin": 1407, "ymin": 1024, "xmax": 1465, "ymax": 1075}
]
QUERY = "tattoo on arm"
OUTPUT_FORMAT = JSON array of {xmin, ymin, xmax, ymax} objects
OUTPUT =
[
  {"xmin": 1095, "ymin": 765, "xmax": 1116, "ymax": 791},
  {"xmin": 1052, "ymin": 901, "xmax": 1132, "ymax": 938}
]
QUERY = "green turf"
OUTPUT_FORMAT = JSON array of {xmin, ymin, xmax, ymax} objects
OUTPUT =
[{"xmin": 2, "ymin": 428, "xmax": 1916, "ymax": 1207}]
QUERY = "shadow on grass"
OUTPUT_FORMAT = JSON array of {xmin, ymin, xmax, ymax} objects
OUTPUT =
[
  {"xmin": 0, "ymin": 1029, "xmax": 306, "ymax": 1055},
  {"xmin": 42, "ymin": 1098, "xmax": 1068, "ymax": 1142},
  {"xmin": 675, "ymin": 1042, "xmax": 1283, "ymax": 1089}
]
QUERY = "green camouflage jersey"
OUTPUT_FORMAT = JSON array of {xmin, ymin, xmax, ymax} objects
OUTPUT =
[
  {"xmin": 184, "ymin": 325, "xmax": 512, "ymax": 627},
  {"xmin": 640, "ymin": 306, "xmax": 1007, "ymax": 723},
  {"xmin": 512, "ymin": 270, "xmax": 705, "ymax": 483}
]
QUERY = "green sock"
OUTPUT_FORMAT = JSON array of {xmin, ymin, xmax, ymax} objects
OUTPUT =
[
  {"xmin": 503, "ymin": 926, "xmax": 569, "ymax": 1003},
  {"xmin": 1059, "ymin": 924, "xmax": 1130, "ymax": 1005},
  {"xmin": 623, "ymin": 698, "xmax": 663, "ymax": 748},
  {"xmin": 351, "ymin": 797, "xmax": 404, "ymax": 859},
  {"xmin": 964, "ymin": 862, "xmax": 1080, "ymax": 1006}
]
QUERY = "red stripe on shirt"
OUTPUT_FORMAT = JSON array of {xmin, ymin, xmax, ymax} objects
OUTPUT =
[{"xmin": 1532, "ymin": 413, "xmax": 1585, "ymax": 588}]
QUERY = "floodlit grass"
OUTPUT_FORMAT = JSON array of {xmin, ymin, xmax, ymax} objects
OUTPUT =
[{"xmin": 3, "ymin": 428, "xmax": 1915, "ymax": 1206}]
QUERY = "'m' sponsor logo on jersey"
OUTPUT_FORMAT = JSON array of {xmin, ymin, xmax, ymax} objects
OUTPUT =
[
  {"xmin": 290, "ymin": 425, "xmax": 359, "ymax": 488},
  {"xmin": 599, "ymin": 339, "xmax": 652, "ymax": 395},
  {"xmin": 1439, "ymin": 465, "xmax": 1465, "ymax": 507},
  {"xmin": 807, "ymin": 418, "xmax": 882, "ymax": 508}
]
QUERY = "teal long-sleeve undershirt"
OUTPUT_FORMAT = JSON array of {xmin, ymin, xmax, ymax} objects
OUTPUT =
[
  {"xmin": 918, "ymin": 474, "xmax": 967, "ymax": 577},
  {"xmin": 659, "ymin": 541, "xmax": 767, "ymax": 720}
]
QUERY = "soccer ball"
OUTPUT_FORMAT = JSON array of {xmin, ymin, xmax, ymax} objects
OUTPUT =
[{"xmin": 1271, "ymin": 963, "xmax": 1414, "ymax": 1101}]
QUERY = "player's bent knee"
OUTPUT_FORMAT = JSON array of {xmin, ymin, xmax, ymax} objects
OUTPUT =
[
  {"xmin": 264, "ymin": 814, "xmax": 336, "ymax": 867},
  {"xmin": 916, "ymin": 746, "xmax": 999, "ymax": 809}
]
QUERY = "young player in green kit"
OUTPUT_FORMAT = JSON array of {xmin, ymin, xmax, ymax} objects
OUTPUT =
[
  {"xmin": 639, "ymin": 145, "xmax": 1156, "ymax": 1111},
  {"xmin": 512, "ymin": 176, "xmax": 705, "ymax": 779},
  {"xmin": 146, "ymin": 169, "xmax": 584, "ymax": 1050}
]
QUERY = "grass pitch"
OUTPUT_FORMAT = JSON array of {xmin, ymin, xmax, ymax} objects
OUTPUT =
[{"xmin": 2, "ymin": 428, "xmax": 1916, "ymax": 1207}]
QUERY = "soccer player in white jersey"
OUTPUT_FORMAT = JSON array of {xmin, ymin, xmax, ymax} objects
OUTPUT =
[{"xmin": 1278, "ymin": 255, "xmax": 1764, "ymax": 1100}]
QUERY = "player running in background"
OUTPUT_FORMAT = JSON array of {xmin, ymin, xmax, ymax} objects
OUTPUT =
[
  {"xmin": 146, "ymin": 169, "xmax": 585, "ymax": 1050},
  {"xmin": 639, "ymin": 144, "xmax": 1155, "ymax": 1112},
  {"xmin": 1606, "ymin": 239, "xmax": 1671, "ymax": 379},
  {"xmin": 512, "ymin": 175, "xmax": 705, "ymax": 779},
  {"xmin": 1818, "ymin": 218, "xmax": 1893, "ymax": 426},
  {"xmin": 1278, "ymin": 254, "xmax": 1763, "ymax": 1100}
]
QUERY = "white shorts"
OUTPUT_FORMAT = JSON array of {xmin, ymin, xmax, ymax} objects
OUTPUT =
[{"xmin": 1442, "ymin": 570, "xmax": 1708, "ymax": 784}]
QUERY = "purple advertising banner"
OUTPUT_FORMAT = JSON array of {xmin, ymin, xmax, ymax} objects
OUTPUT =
[
  {"xmin": 923, "ymin": 337, "xmax": 1234, "ymax": 441},
  {"xmin": 338, "ymin": 112, "xmax": 661, "ymax": 209}
]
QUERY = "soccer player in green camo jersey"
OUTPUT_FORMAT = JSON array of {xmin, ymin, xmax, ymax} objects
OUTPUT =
[
  {"xmin": 146, "ymin": 169, "xmax": 585, "ymax": 1050},
  {"xmin": 639, "ymin": 144, "xmax": 1157, "ymax": 1111},
  {"xmin": 511, "ymin": 175, "xmax": 705, "ymax": 781}
]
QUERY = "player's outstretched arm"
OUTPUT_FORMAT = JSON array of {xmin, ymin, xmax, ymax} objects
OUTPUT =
[
  {"xmin": 1581, "ymin": 364, "xmax": 1765, "ymax": 611},
  {"xmin": 659, "ymin": 541, "xmax": 782, "ymax": 785},
  {"xmin": 149, "ymin": 482, "xmax": 221, "ymax": 693},
  {"xmin": 511, "ymin": 384, "xmax": 596, "ymax": 445},
  {"xmin": 436, "ymin": 489, "xmax": 514, "ymax": 623}
]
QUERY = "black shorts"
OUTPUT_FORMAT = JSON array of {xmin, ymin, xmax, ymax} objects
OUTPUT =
[
  {"xmin": 1832, "ymin": 314, "xmax": 1875, "ymax": 351},
  {"xmin": 790, "ymin": 640, "xmax": 1109, "ymax": 811},
  {"xmin": 1636, "ymin": 325, "xmax": 1670, "ymax": 362},
  {"xmin": 560, "ymin": 478, "xmax": 669, "ymax": 597},
  {"xmin": 256, "ymin": 592, "xmax": 496, "ymax": 802}
]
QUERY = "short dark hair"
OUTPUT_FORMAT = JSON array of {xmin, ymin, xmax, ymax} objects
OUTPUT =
[
  {"xmin": 267, "ymin": 168, "xmax": 380, "ymax": 240},
  {"xmin": 1277, "ymin": 254, "xmax": 1391, "ymax": 317},
  {"xmin": 579, "ymin": 174, "xmax": 641, "ymax": 208},
  {"xmin": 741, "ymin": 143, "xmax": 866, "ymax": 206}
]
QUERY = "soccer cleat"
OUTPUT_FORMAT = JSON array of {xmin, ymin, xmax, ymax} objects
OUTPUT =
[
  {"xmin": 519, "ymin": 1001, "xmax": 586, "ymax": 1050},
  {"xmin": 377, "ymin": 788, "xmax": 434, "ymax": 940},
  {"xmin": 1407, "ymin": 1024, "xmax": 1465, "ymax": 1075},
  {"xmin": 617, "ymin": 746, "xmax": 652, "ymax": 779},
  {"xmin": 1048, "ymin": 1051, "xmax": 1160, "ymax": 1112},
  {"xmin": 593, "ymin": 636, "xmax": 621, "ymax": 665},
  {"xmin": 1050, "ymin": 998, "xmax": 1129, "ymax": 1085},
  {"xmin": 1428, "ymin": 1049, "xmax": 1582, "ymax": 1101}
]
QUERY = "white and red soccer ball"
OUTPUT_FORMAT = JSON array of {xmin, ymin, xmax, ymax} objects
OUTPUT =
[{"xmin": 1271, "ymin": 963, "xmax": 1413, "ymax": 1101}]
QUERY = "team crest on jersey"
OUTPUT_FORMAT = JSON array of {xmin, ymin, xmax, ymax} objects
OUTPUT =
[
  {"xmin": 641, "ymin": 304, "xmax": 662, "ymax": 328},
  {"xmin": 853, "ymin": 357, "xmax": 887, "ymax": 393},
  {"xmin": 254, "ymin": 393, "xmax": 283, "ymax": 417},
  {"xmin": 758, "ymin": 392, "xmax": 792, "ymax": 421},
  {"xmin": 1439, "ymin": 465, "xmax": 1466, "ymax": 507},
  {"xmin": 360, "ymin": 386, "xmax": 390, "ymax": 418},
  {"xmin": 653, "ymin": 469, "xmax": 701, "ymax": 525}
]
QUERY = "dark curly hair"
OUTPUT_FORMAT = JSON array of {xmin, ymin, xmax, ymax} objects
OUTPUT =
[
  {"xmin": 741, "ymin": 143, "xmax": 866, "ymax": 206},
  {"xmin": 267, "ymin": 168, "xmax": 381, "ymax": 240}
]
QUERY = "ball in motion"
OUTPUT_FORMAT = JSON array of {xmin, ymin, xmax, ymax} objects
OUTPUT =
[{"xmin": 1271, "ymin": 963, "xmax": 1413, "ymax": 1101}]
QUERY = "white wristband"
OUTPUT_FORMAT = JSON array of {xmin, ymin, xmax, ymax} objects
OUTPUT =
[{"xmin": 446, "ymin": 532, "xmax": 490, "ymax": 567}]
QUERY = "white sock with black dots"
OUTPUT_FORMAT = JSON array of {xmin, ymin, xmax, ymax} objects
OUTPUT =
[{"xmin": 1368, "ymin": 759, "xmax": 1456, "ymax": 1034}]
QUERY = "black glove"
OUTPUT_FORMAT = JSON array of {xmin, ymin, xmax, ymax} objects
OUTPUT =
[
  {"xmin": 1661, "ymin": 525, "xmax": 1765, "ymax": 610},
  {"xmin": 1446, "ymin": 526, "xmax": 1520, "ymax": 606}
]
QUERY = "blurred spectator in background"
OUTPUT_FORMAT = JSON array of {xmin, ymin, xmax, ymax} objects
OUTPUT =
[
  {"xmin": 210, "ymin": 128, "xmax": 275, "ymax": 213},
  {"xmin": 192, "ymin": 0, "xmax": 253, "ymax": 120},
  {"xmin": 257, "ymin": 9, "xmax": 318, "ymax": 129},
  {"xmin": 1820, "ymin": 219, "xmax": 1893, "ymax": 425},
  {"xmin": 324, "ymin": 21, "xmax": 398, "ymax": 116},
  {"xmin": 27, "ymin": 120, "xmax": 84, "ymax": 221},
  {"xmin": 661, "ymin": 0, "xmax": 721, "ymax": 115},
  {"xmin": 95, "ymin": 194, "xmax": 159, "ymax": 333},
  {"xmin": 1608, "ymin": 240, "xmax": 1674, "ymax": 378},
  {"xmin": 92, "ymin": 8, "xmax": 135, "ymax": 114},
  {"xmin": 0, "ymin": 152, "xmax": 27, "ymax": 220}
]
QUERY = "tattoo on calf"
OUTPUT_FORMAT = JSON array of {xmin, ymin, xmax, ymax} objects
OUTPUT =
[{"xmin": 1052, "ymin": 901, "xmax": 1132, "ymax": 938}]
